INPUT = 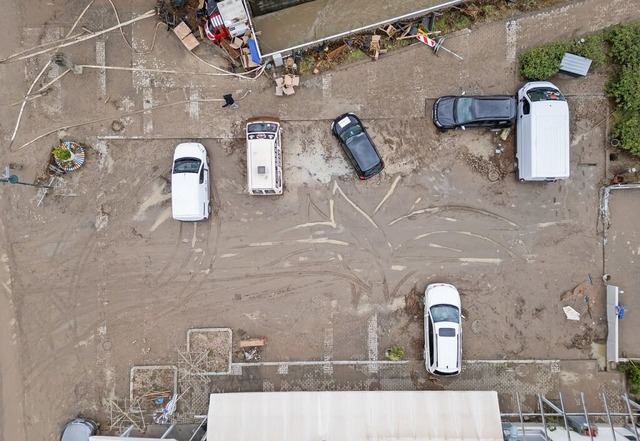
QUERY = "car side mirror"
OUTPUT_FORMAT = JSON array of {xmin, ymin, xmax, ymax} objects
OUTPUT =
[
  {"xmin": 461, "ymin": 91, "xmax": 466, "ymax": 95},
  {"xmin": 460, "ymin": 126, "xmax": 466, "ymax": 130}
]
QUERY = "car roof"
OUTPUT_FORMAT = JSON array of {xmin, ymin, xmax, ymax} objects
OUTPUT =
[
  {"xmin": 346, "ymin": 133, "xmax": 380, "ymax": 172},
  {"xmin": 434, "ymin": 322, "xmax": 461, "ymax": 374},
  {"xmin": 466, "ymin": 96, "xmax": 516, "ymax": 120}
]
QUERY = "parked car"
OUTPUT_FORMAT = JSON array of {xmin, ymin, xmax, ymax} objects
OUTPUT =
[
  {"xmin": 432, "ymin": 95, "xmax": 516, "ymax": 131},
  {"xmin": 60, "ymin": 418, "xmax": 98, "ymax": 441},
  {"xmin": 424, "ymin": 283, "xmax": 462, "ymax": 376},
  {"xmin": 171, "ymin": 142, "xmax": 210, "ymax": 222},
  {"xmin": 330, "ymin": 113, "xmax": 384, "ymax": 180}
]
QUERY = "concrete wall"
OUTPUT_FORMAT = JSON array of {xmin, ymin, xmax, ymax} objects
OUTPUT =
[{"xmin": 248, "ymin": 0, "xmax": 314, "ymax": 16}]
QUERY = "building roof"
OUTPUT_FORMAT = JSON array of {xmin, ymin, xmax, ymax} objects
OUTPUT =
[{"xmin": 207, "ymin": 390, "xmax": 503, "ymax": 441}]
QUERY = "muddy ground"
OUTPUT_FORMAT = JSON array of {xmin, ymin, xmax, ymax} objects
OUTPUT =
[{"xmin": 1, "ymin": 1, "xmax": 640, "ymax": 440}]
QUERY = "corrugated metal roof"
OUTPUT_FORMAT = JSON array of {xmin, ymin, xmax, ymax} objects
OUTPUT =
[
  {"xmin": 560, "ymin": 53, "xmax": 592, "ymax": 77},
  {"xmin": 207, "ymin": 390, "xmax": 503, "ymax": 441}
]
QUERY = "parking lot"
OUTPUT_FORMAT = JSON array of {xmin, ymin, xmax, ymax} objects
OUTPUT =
[{"xmin": 1, "ymin": 1, "xmax": 640, "ymax": 440}]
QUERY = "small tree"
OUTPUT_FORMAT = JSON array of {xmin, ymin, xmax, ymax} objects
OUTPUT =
[{"xmin": 52, "ymin": 145, "xmax": 72, "ymax": 162}]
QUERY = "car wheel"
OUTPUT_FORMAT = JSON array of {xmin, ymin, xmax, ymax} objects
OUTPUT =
[{"xmin": 208, "ymin": 203, "xmax": 212, "ymax": 215}]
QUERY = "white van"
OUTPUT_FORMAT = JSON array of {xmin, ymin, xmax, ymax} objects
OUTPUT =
[
  {"xmin": 246, "ymin": 116, "xmax": 283, "ymax": 195},
  {"xmin": 516, "ymin": 81, "xmax": 570, "ymax": 182},
  {"xmin": 171, "ymin": 142, "xmax": 210, "ymax": 221}
]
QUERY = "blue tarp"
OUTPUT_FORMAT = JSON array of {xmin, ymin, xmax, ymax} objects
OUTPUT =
[{"xmin": 248, "ymin": 38, "xmax": 261, "ymax": 64}]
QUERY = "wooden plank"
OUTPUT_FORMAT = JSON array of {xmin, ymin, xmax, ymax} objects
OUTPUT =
[{"xmin": 240, "ymin": 338, "xmax": 266, "ymax": 348}]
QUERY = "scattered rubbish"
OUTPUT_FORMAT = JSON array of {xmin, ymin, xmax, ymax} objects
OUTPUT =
[
  {"xmin": 563, "ymin": 306, "xmax": 581, "ymax": 321},
  {"xmin": 500, "ymin": 127, "xmax": 511, "ymax": 141},
  {"xmin": 274, "ymin": 74, "xmax": 299, "ymax": 96},
  {"xmin": 615, "ymin": 305, "xmax": 625, "ymax": 320},
  {"xmin": 240, "ymin": 337, "xmax": 266, "ymax": 361},
  {"xmin": 243, "ymin": 347, "xmax": 261, "ymax": 361}
]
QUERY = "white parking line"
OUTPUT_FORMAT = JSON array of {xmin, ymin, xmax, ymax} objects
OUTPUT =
[
  {"xmin": 322, "ymin": 74, "xmax": 332, "ymax": 99},
  {"xmin": 188, "ymin": 87, "xmax": 199, "ymax": 119},
  {"xmin": 96, "ymin": 40, "xmax": 106, "ymax": 98},
  {"xmin": 506, "ymin": 20, "xmax": 519, "ymax": 66},
  {"xmin": 323, "ymin": 327, "xmax": 333, "ymax": 374},
  {"xmin": 143, "ymin": 87, "xmax": 153, "ymax": 134},
  {"xmin": 368, "ymin": 314, "xmax": 378, "ymax": 373}
]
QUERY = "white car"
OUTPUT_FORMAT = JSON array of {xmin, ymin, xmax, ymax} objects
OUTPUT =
[
  {"xmin": 424, "ymin": 283, "xmax": 462, "ymax": 376},
  {"xmin": 171, "ymin": 142, "xmax": 210, "ymax": 222}
]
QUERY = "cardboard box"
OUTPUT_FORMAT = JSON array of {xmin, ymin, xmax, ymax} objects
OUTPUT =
[
  {"xmin": 283, "ymin": 75, "xmax": 292, "ymax": 86},
  {"xmin": 291, "ymin": 76, "xmax": 300, "ymax": 87},
  {"xmin": 173, "ymin": 21, "xmax": 192, "ymax": 40},
  {"xmin": 230, "ymin": 37, "xmax": 243, "ymax": 49},
  {"xmin": 275, "ymin": 86, "xmax": 283, "ymax": 96},
  {"xmin": 275, "ymin": 77, "xmax": 284, "ymax": 87},
  {"xmin": 182, "ymin": 34, "xmax": 200, "ymax": 51},
  {"xmin": 283, "ymin": 86, "xmax": 295, "ymax": 96}
]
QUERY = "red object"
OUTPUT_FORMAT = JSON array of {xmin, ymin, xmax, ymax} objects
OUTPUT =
[
  {"xmin": 416, "ymin": 34, "xmax": 436, "ymax": 47},
  {"xmin": 205, "ymin": 12, "xmax": 228, "ymax": 41}
]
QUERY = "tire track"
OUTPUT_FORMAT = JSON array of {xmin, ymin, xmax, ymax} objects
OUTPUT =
[{"xmin": 388, "ymin": 204, "xmax": 520, "ymax": 228}]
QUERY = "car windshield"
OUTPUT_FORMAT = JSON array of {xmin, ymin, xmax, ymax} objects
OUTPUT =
[
  {"xmin": 248, "ymin": 122, "xmax": 278, "ymax": 133},
  {"xmin": 527, "ymin": 88, "xmax": 566, "ymax": 102},
  {"xmin": 173, "ymin": 157, "xmax": 201, "ymax": 173},
  {"xmin": 339, "ymin": 124, "xmax": 363, "ymax": 141},
  {"xmin": 454, "ymin": 97, "xmax": 474, "ymax": 124},
  {"xmin": 430, "ymin": 304, "xmax": 460, "ymax": 323}
]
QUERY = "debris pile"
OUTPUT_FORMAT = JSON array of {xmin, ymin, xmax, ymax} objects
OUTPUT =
[
  {"xmin": 274, "ymin": 74, "xmax": 300, "ymax": 96},
  {"xmin": 158, "ymin": 0, "xmax": 259, "ymax": 70}
]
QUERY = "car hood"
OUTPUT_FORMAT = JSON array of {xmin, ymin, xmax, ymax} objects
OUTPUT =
[
  {"xmin": 434, "ymin": 97, "xmax": 456, "ymax": 126},
  {"xmin": 174, "ymin": 142, "xmax": 206, "ymax": 161},
  {"xmin": 426, "ymin": 283, "xmax": 461, "ymax": 309}
]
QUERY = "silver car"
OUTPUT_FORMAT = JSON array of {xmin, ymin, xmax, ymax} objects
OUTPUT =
[{"xmin": 60, "ymin": 418, "xmax": 98, "ymax": 441}]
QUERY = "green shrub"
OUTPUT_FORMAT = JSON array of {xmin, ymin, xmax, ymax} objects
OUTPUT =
[
  {"xmin": 607, "ymin": 63, "xmax": 640, "ymax": 112},
  {"xmin": 385, "ymin": 345, "xmax": 404, "ymax": 361},
  {"xmin": 618, "ymin": 361, "xmax": 640, "ymax": 395},
  {"xmin": 606, "ymin": 22, "xmax": 640, "ymax": 67},
  {"xmin": 519, "ymin": 35, "xmax": 606, "ymax": 81},
  {"xmin": 52, "ymin": 145, "xmax": 71, "ymax": 161},
  {"xmin": 570, "ymin": 35, "xmax": 607, "ymax": 68},
  {"xmin": 519, "ymin": 40, "xmax": 571, "ymax": 80},
  {"xmin": 612, "ymin": 114, "xmax": 640, "ymax": 156}
]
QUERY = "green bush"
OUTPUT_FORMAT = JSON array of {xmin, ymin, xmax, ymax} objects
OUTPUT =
[
  {"xmin": 618, "ymin": 361, "xmax": 640, "ymax": 395},
  {"xmin": 607, "ymin": 63, "xmax": 640, "ymax": 112},
  {"xmin": 570, "ymin": 35, "xmax": 607, "ymax": 68},
  {"xmin": 519, "ymin": 40, "xmax": 571, "ymax": 80},
  {"xmin": 519, "ymin": 35, "xmax": 606, "ymax": 81},
  {"xmin": 385, "ymin": 345, "xmax": 404, "ymax": 361},
  {"xmin": 52, "ymin": 145, "xmax": 71, "ymax": 161},
  {"xmin": 606, "ymin": 22, "xmax": 640, "ymax": 67},
  {"xmin": 612, "ymin": 114, "xmax": 640, "ymax": 156}
]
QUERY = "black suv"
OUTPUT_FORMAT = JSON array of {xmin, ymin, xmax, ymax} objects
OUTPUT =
[
  {"xmin": 331, "ymin": 113, "xmax": 384, "ymax": 180},
  {"xmin": 432, "ymin": 95, "xmax": 516, "ymax": 131}
]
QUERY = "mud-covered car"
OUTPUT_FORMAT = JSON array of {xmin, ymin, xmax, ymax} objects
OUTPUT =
[
  {"xmin": 331, "ymin": 113, "xmax": 384, "ymax": 180},
  {"xmin": 432, "ymin": 95, "xmax": 516, "ymax": 131}
]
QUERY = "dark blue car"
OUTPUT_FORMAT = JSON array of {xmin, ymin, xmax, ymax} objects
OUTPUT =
[
  {"xmin": 432, "ymin": 95, "xmax": 516, "ymax": 132},
  {"xmin": 331, "ymin": 113, "xmax": 384, "ymax": 180}
]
